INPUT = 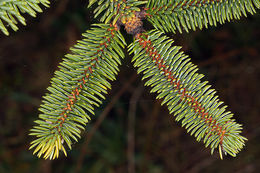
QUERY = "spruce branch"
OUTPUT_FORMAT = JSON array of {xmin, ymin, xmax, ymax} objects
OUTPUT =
[
  {"xmin": 29, "ymin": 24, "xmax": 126, "ymax": 159},
  {"xmin": 129, "ymin": 30, "xmax": 247, "ymax": 159},
  {"xmin": 0, "ymin": 0, "xmax": 50, "ymax": 35},
  {"xmin": 24, "ymin": 0, "xmax": 259, "ymax": 160},
  {"xmin": 145, "ymin": 0, "xmax": 260, "ymax": 33}
]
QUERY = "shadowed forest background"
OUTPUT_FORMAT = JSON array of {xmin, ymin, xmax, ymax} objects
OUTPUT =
[{"xmin": 0, "ymin": 1, "xmax": 260, "ymax": 173}]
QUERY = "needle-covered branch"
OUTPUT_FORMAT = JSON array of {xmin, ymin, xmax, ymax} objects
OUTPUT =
[
  {"xmin": 129, "ymin": 30, "xmax": 247, "ymax": 158},
  {"xmin": 29, "ymin": 24, "xmax": 126, "ymax": 159}
]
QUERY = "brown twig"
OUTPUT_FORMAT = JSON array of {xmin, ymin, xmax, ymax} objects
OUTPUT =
[
  {"xmin": 75, "ymin": 74, "xmax": 137, "ymax": 173},
  {"xmin": 140, "ymin": 102, "xmax": 161, "ymax": 172},
  {"xmin": 127, "ymin": 85, "xmax": 143, "ymax": 173},
  {"xmin": 198, "ymin": 48, "xmax": 246, "ymax": 67}
]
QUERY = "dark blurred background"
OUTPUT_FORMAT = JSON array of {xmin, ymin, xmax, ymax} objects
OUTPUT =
[{"xmin": 0, "ymin": 1, "xmax": 259, "ymax": 173}]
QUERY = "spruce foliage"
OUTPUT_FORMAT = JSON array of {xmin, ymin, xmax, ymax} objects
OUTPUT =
[
  {"xmin": 1, "ymin": 0, "xmax": 259, "ymax": 160},
  {"xmin": 29, "ymin": 24, "xmax": 126, "ymax": 159},
  {"xmin": 129, "ymin": 30, "xmax": 247, "ymax": 158}
]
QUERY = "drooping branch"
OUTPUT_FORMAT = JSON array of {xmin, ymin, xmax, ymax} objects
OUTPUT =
[
  {"xmin": 129, "ymin": 30, "xmax": 247, "ymax": 158},
  {"xmin": 29, "ymin": 24, "xmax": 126, "ymax": 160}
]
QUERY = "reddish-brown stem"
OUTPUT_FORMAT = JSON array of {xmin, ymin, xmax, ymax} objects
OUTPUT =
[
  {"xmin": 56, "ymin": 24, "xmax": 119, "ymax": 129},
  {"xmin": 136, "ymin": 33, "xmax": 226, "ymax": 145}
]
